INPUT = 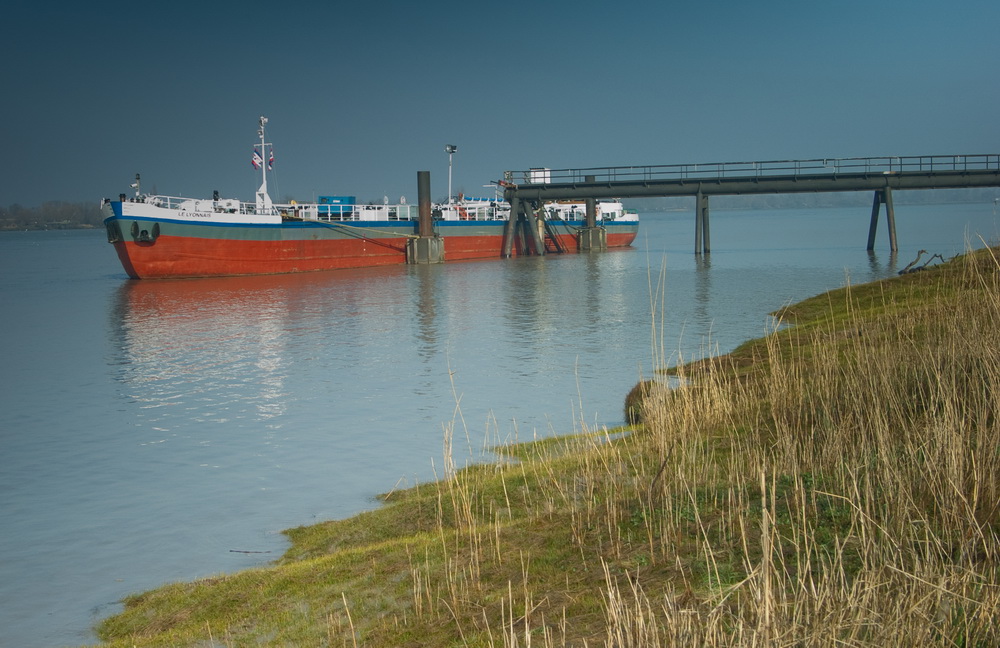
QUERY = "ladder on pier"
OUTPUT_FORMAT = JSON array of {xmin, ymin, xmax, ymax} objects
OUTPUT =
[{"xmin": 542, "ymin": 219, "xmax": 566, "ymax": 254}]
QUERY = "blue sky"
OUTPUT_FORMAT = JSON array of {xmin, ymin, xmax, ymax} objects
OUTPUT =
[{"xmin": 2, "ymin": 0, "xmax": 998, "ymax": 206}]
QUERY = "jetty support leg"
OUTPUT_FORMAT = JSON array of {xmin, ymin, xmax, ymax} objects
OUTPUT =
[
  {"xmin": 884, "ymin": 186, "xmax": 898, "ymax": 252},
  {"xmin": 502, "ymin": 196, "xmax": 518, "ymax": 258},
  {"xmin": 867, "ymin": 188, "xmax": 898, "ymax": 252},
  {"xmin": 867, "ymin": 190, "xmax": 880, "ymax": 251},
  {"xmin": 579, "ymin": 174, "xmax": 606, "ymax": 250},
  {"xmin": 695, "ymin": 191, "xmax": 711, "ymax": 254},
  {"xmin": 702, "ymin": 194, "xmax": 711, "ymax": 253},
  {"xmin": 524, "ymin": 200, "xmax": 547, "ymax": 255}
]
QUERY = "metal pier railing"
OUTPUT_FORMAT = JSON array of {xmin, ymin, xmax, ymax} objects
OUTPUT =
[{"xmin": 505, "ymin": 154, "xmax": 1000, "ymax": 186}]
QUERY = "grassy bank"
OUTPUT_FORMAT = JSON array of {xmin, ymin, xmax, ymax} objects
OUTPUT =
[{"xmin": 92, "ymin": 248, "xmax": 1000, "ymax": 647}]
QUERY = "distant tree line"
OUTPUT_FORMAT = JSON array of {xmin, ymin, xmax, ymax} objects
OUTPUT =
[{"xmin": 0, "ymin": 202, "xmax": 105, "ymax": 230}]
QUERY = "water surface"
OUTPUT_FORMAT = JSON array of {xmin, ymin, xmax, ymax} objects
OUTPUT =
[{"xmin": 0, "ymin": 203, "xmax": 997, "ymax": 646}]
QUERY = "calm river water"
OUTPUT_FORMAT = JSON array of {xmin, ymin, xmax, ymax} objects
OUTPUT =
[{"xmin": 1, "ymin": 202, "xmax": 997, "ymax": 647}]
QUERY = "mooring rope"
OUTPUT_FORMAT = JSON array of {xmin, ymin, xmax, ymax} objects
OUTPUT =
[{"xmin": 304, "ymin": 218, "xmax": 415, "ymax": 253}]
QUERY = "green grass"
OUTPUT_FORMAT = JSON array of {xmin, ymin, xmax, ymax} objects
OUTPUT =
[{"xmin": 90, "ymin": 246, "xmax": 1000, "ymax": 647}]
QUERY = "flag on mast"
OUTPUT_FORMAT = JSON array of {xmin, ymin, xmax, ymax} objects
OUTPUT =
[
  {"xmin": 268, "ymin": 148, "xmax": 274, "ymax": 170},
  {"xmin": 252, "ymin": 148, "xmax": 263, "ymax": 170}
]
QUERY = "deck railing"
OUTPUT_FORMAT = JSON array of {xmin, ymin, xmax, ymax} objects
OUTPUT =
[{"xmin": 120, "ymin": 195, "xmax": 423, "ymax": 221}]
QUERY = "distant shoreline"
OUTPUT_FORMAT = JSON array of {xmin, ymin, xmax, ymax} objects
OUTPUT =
[{"xmin": 0, "ymin": 223, "xmax": 97, "ymax": 231}]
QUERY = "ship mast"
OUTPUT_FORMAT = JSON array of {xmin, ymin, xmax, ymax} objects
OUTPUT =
[{"xmin": 255, "ymin": 116, "xmax": 273, "ymax": 213}]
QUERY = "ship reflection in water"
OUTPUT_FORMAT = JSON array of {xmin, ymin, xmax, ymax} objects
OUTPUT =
[
  {"xmin": 108, "ymin": 265, "xmax": 433, "ymax": 439},
  {"xmin": 113, "ymin": 275, "xmax": 294, "ymax": 424},
  {"xmin": 106, "ymin": 249, "xmax": 636, "ymax": 456}
]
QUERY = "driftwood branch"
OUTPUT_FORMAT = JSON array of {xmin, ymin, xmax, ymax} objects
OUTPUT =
[{"xmin": 899, "ymin": 250, "xmax": 944, "ymax": 275}]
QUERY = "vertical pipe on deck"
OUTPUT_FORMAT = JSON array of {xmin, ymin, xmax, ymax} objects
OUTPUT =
[{"xmin": 417, "ymin": 171, "xmax": 432, "ymax": 238}]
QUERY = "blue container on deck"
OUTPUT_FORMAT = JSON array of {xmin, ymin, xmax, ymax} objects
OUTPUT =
[{"xmin": 318, "ymin": 196, "xmax": 356, "ymax": 217}]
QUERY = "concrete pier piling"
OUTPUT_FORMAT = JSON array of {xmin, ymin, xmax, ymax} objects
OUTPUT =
[
  {"xmin": 578, "ymin": 175, "xmax": 607, "ymax": 251},
  {"xmin": 406, "ymin": 171, "xmax": 445, "ymax": 264}
]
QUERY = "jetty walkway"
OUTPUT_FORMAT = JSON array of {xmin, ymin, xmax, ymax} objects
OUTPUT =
[{"xmin": 501, "ymin": 154, "xmax": 1000, "ymax": 253}]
